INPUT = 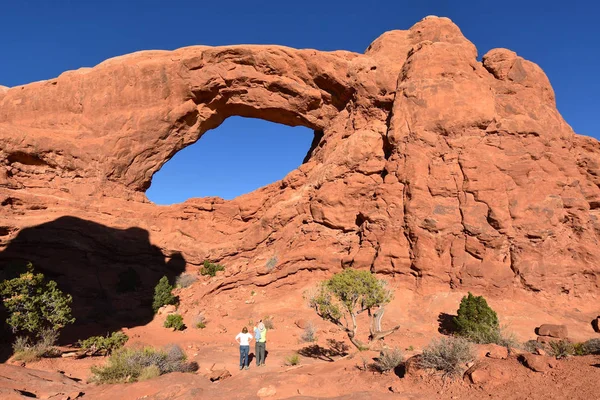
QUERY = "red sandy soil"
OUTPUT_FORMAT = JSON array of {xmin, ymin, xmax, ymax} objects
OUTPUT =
[{"xmin": 5, "ymin": 276, "xmax": 599, "ymax": 399}]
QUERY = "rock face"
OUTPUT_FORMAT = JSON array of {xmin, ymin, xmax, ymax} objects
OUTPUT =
[{"xmin": 1, "ymin": 16, "xmax": 599, "ymax": 328}]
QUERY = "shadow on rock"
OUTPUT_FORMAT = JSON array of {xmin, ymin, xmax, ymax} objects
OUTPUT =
[
  {"xmin": 437, "ymin": 312, "xmax": 457, "ymax": 335},
  {"xmin": 298, "ymin": 339, "xmax": 349, "ymax": 362},
  {"xmin": 0, "ymin": 216, "xmax": 187, "ymax": 361}
]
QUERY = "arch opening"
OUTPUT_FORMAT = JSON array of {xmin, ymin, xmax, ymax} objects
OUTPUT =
[{"xmin": 146, "ymin": 116, "xmax": 316, "ymax": 205}]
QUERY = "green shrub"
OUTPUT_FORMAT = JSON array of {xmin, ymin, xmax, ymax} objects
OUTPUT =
[
  {"xmin": 573, "ymin": 342, "xmax": 587, "ymax": 356},
  {"xmin": 420, "ymin": 337, "xmax": 475, "ymax": 379},
  {"xmin": 0, "ymin": 264, "xmax": 74, "ymax": 335},
  {"xmin": 305, "ymin": 268, "xmax": 398, "ymax": 350},
  {"xmin": 200, "ymin": 260, "xmax": 225, "ymax": 277},
  {"xmin": 284, "ymin": 353, "xmax": 301, "ymax": 366},
  {"xmin": 116, "ymin": 267, "xmax": 141, "ymax": 293},
  {"xmin": 175, "ymin": 273, "xmax": 197, "ymax": 288},
  {"xmin": 78, "ymin": 332, "xmax": 129, "ymax": 356},
  {"xmin": 549, "ymin": 339, "xmax": 574, "ymax": 358},
  {"xmin": 301, "ymin": 322, "xmax": 317, "ymax": 343},
  {"xmin": 152, "ymin": 276, "xmax": 178, "ymax": 313},
  {"xmin": 164, "ymin": 314, "xmax": 185, "ymax": 331},
  {"xmin": 375, "ymin": 347, "xmax": 404, "ymax": 373},
  {"xmin": 582, "ymin": 338, "xmax": 600, "ymax": 355},
  {"xmin": 90, "ymin": 344, "xmax": 198, "ymax": 384},
  {"xmin": 453, "ymin": 292, "xmax": 499, "ymax": 344}
]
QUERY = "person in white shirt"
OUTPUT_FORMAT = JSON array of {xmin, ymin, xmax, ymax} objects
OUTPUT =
[{"xmin": 235, "ymin": 327, "xmax": 253, "ymax": 370}]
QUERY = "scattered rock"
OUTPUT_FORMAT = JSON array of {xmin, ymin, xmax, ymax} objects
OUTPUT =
[
  {"xmin": 404, "ymin": 355, "xmax": 424, "ymax": 377},
  {"xmin": 295, "ymin": 319, "xmax": 307, "ymax": 329},
  {"xmin": 534, "ymin": 348, "xmax": 547, "ymax": 356},
  {"xmin": 464, "ymin": 361, "xmax": 510, "ymax": 386},
  {"xmin": 537, "ymin": 324, "xmax": 568, "ymax": 338},
  {"xmin": 208, "ymin": 369, "xmax": 231, "ymax": 382},
  {"xmin": 536, "ymin": 336, "xmax": 571, "ymax": 345},
  {"xmin": 478, "ymin": 344, "xmax": 509, "ymax": 359},
  {"xmin": 157, "ymin": 305, "xmax": 177, "ymax": 315},
  {"xmin": 389, "ymin": 384, "xmax": 403, "ymax": 393},
  {"xmin": 521, "ymin": 354, "xmax": 554, "ymax": 373},
  {"xmin": 257, "ymin": 386, "xmax": 277, "ymax": 397},
  {"xmin": 218, "ymin": 324, "xmax": 228, "ymax": 333}
]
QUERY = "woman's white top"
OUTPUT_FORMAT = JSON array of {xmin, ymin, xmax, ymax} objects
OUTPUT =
[{"xmin": 235, "ymin": 332, "xmax": 253, "ymax": 346}]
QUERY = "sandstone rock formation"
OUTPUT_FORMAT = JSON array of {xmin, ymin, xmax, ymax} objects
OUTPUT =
[{"xmin": 1, "ymin": 17, "xmax": 599, "ymax": 329}]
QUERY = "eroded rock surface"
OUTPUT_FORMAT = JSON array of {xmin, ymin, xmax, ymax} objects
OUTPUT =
[{"xmin": 1, "ymin": 17, "xmax": 599, "ymax": 324}]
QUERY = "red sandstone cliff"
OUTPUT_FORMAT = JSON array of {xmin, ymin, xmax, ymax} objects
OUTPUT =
[{"xmin": 1, "ymin": 17, "xmax": 599, "ymax": 321}]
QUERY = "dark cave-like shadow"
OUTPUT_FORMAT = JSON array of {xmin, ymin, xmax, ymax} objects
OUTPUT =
[{"xmin": 0, "ymin": 216, "xmax": 186, "ymax": 362}]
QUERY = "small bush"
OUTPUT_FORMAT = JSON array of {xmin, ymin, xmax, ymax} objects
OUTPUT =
[
  {"xmin": 193, "ymin": 313, "xmax": 206, "ymax": 329},
  {"xmin": 164, "ymin": 314, "xmax": 185, "ymax": 331},
  {"xmin": 116, "ymin": 267, "xmax": 141, "ymax": 293},
  {"xmin": 375, "ymin": 347, "xmax": 404, "ymax": 373},
  {"xmin": 90, "ymin": 344, "xmax": 197, "ymax": 384},
  {"xmin": 78, "ymin": 331, "xmax": 129, "ymax": 355},
  {"xmin": 12, "ymin": 329, "xmax": 59, "ymax": 362},
  {"xmin": 12, "ymin": 336, "xmax": 30, "ymax": 354},
  {"xmin": 523, "ymin": 339, "xmax": 546, "ymax": 353},
  {"xmin": 301, "ymin": 322, "xmax": 317, "ymax": 343},
  {"xmin": 549, "ymin": 339, "xmax": 574, "ymax": 358},
  {"xmin": 175, "ymin": 274, "xmax": 197, "ymax": 288},
  {"xmin": 284, "ymin": 353, "xmax": 301, "ymax": 366},
  {"xmin": 420, "ymin": 337, "xmax": 475, "ymax": 378},
  {"xmin": 138, "ymin": 365, "xmax": 161, "ymax": 381},
  {"xmin": 152, "ymin": 276, "xmax": 178, "ymax": 313},
  {"xmin": 263, "ymin": 317, "xmax": 275, "ymax": 330},
  {"xmin": 200, "ymin": 261, "xmax": 224, "ymax": 277},
  {"xmin": 454, "ymin": 293, "xmax": 499, "ymax": 344},
  {"xmin": 265, "ymin": 256, "xmax": 278, "ymax": 272},
  {"xmin": 549, "ymin": 339, "xmax": 575, "ymax": 358},
  {"xmin": 582, "ymin": 338, "xmax": 600, "ymax": 355}
]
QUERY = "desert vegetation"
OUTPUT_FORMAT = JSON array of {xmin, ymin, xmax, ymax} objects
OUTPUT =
[
  {"xmin": 305, "ymin": 268, "xmax": 399, "ymax": 350},
  {"xmin": 0, "ymin": 264, "xmax": 74, "ymax": 361},
  {"xmin": 78, "ymin": 332, "xmax": 129, "ymax": 356},
  {"xmin": 200, "ymin": 260, "xmax": 225, "ymax": 277},
  {"xmin": 374, "ymin": 347, "xmax": 404, "ymax": 373},
  {"xmin": 164, "ymin": 314, "xmax": 186, "ymax": 330},
  {"xmin": 90, "ymin": 344, "xmax": 198, "ymax": 383},
  {"xmin": 419, "ymin": 336, "xmax": 475, "ymax": 378},
  {"xmin": 452, "ymin": 292, "xmax": 516, "ymax": 347},
  {"xmin": 175, "ymin": 273, "xmax": 197, "ymax": 288},
  {"xmin": 152, "ymin": 276, "xmax": 178, "ymax": 312}
]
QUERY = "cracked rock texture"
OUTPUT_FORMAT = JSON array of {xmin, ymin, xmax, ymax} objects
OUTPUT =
[{"xmin": 1, "ymin": 17, "xmax": 599, "ymax": 312}]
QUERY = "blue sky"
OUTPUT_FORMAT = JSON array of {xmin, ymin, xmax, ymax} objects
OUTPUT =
[{"xmin": 1, "ymin": 1, "xmax": 598, "ymax": 203}]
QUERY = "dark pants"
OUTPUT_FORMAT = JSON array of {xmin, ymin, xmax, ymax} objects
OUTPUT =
[
  {"xmin": 256, "ymin": 342, "xmax": 266, "ymax": 365},
  {"xmin": 239, "ymin": 345, "xmax": 249, "ymax": 367}
]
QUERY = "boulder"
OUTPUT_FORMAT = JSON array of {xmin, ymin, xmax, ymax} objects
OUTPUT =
[
  {"xmin": 520, "ymin": 354, "xmax": 556, "ymax": 373},
  {"xmin": 208, "ymin": 369, "xmax": 231, "ymax": 382},
  {"xmin": 464, "ymin": 361, "xmax": 511, "ymax": 386},
  {"xmin": 477, "ymin": 344, "xmax": 509, "ymax": 360},
  {"xmin": 157, "ymin": 305, "xmax": 177, "ymax": 315},
  {"xmin": 537, "ymin": 324, "xmax": 568, "ymax": 338}
]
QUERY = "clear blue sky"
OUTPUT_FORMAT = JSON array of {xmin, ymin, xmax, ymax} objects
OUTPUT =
[{"xmin": 2, "ymin": 1, "xmax": 598, "ymax": 204}]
